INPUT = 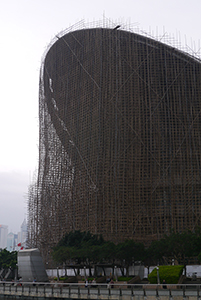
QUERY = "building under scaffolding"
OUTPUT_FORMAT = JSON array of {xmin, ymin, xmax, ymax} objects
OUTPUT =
[{"xmin": 27, "ymin": 22, "xmax": 201, "ymax": 260}]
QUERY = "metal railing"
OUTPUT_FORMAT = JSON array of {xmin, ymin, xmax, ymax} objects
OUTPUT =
[{"xmin": 0, "ymin": 282, "xmax": 201, "ymax": 298}]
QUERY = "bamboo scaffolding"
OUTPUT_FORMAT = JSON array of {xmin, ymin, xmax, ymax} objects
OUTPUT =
[{"xmin": 27, "ymin": 23, "xmax": 201, "ymax": 260}]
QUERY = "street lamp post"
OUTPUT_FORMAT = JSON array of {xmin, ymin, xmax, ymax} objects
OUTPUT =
[
  {"xmin": 156, "ymin": 266, "xmax": 160, "ymax": 284},
  {"xmin": 84, "ymin": 266, "xmax": 86, "ymax": 280},
  {"xmin": 115, "ymin": 266, "xmax": 118, "ymax": 282}
]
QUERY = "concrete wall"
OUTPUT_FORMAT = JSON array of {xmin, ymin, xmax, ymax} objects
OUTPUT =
[{"xmin": 18, "ymin": 248, "xmax": 48, "ymax": 282}]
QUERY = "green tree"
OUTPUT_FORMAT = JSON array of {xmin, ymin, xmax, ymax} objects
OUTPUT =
[
  {"xmin": 57, "ymin": 230, "xmax": 104, "ymax": 248},
  {"xmin": 52, "ymin": 246, "xmax": 79, "ymax": 276},
  {"xmin": 147, "ymin": 238, "xmax": 169, "ymax": 265},
  {"xmin": 146, "ymin": 230, "xmax": 201, "ymax": 265},
  {"xmin": 116, "ymin": 240, "xmax": 145, "ymax": 276},
  {"xmin": 0, "ymin": 249, "xmax": 17, "ymax": 270},
  {"xmin": 52, "ymin": 231, "xmax": 106, "ymax": 276}
]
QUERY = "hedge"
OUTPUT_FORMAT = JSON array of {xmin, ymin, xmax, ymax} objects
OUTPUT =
[{"xmin": 148, "ymin": 265, "xmax": 184, "ymax": 284}]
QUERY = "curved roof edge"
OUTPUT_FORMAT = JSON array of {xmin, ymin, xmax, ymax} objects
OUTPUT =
[{"xmin": 40, "ymin": 19, "xmax": 201, "ymax": 68}]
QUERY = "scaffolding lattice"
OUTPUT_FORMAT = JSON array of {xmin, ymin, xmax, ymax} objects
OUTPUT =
[{"xmin": 27, "ymin": 23, "xmax": 201, "ymax": 261}]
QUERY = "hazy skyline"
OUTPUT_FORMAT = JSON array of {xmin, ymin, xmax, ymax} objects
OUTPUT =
[{"xmin": 0, "ymin": 0, "xmax": 200, "ymax": 232}]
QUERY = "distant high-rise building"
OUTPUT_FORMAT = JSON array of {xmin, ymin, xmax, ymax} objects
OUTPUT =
[
  {"xmin": 20, "ymin": 219, "xmax": 27, "ymax": 248},
  {"xmin": 7, "ymin": 232, "xmax": 17, "ymax": 252},
  {"xmin": 0, "ymin": 225, "xmax": 8, "ymax": 249}
]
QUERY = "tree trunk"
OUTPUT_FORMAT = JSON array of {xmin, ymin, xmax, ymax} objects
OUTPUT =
[
  {"xmin": 120, "ymin": 267, "xmax": 124, "ymax": 276},
  {"xmin": 94, "ymin": 265, "xmax": 97, "ymax": 277},
  {"xmin": 89, "ymin": 265, "xmax": 92, "ymax": 277},
  {"xmin": 73, "ymin": 267, "xmax": 77, "ymax": 276},
  {"xmin": 102, "ymin": 267, "xmax": 106, "ymax": 276},
  {"xmin": 126, "ymin": 265, "xmax": 129, "ymax": 277}
]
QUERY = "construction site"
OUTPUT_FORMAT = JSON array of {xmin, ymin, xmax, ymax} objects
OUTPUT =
[{"xmin": 27, "ymin": 21, "xmax": 201, "ymax": 261}]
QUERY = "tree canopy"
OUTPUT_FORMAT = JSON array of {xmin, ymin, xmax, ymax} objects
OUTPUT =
[
  {"xmin": 147, "ymin": 230, "xmax": 201, "ymax": 265},
  {"xmin": 0, "ymin": 249, "xmax": 17, "ymax": 270},
  {"xmin": 52, "ymin": 229, "xmax": 201, "ymax": 271},
  {"xmin": 52, "ymin": 230, "xmax": 146, "ymax": 276}
]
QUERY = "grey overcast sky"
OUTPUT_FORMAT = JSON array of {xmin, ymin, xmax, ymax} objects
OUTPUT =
[{"xmin": 0, "ymin": 0, "xmax": 200, "ymax": 233}]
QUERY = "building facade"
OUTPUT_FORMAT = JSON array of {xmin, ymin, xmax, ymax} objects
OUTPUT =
[
  {"xmin": 17, "ymin": 219, "xmax": 27, "ymax": 250},
  {"xmin": 7, "ymin": 232, "xmax": 18, "ymax": 252},
  {"xmin": 27, "ymin": 25, "xmax": 201, "ymax": 257},
  {"xmin": 0, "ymin": 225, "xmax": 8, "ymax": 249}
]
